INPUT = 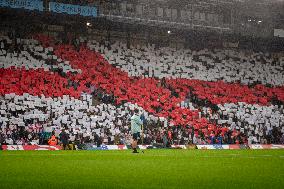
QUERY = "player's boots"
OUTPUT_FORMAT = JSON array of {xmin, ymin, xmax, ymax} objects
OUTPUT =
[{"xmin": 132, "ymin": 148, "xmax": 139, "ymax": 153}]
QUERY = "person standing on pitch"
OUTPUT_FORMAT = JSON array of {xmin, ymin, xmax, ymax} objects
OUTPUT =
[{"xmin": 131, "ymin": 109, "xmax": 143, "ymax": 153}]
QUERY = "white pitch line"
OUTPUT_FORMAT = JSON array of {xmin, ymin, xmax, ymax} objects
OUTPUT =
[
  {"xmin": 1, "ymin": 154, "xmax": 60, "ymax": 156},
  {"xmin": 227, "ymin": 154, "xmax": 240, "ymax": 156},
  {"xmin": 199, "ymin": 154, "xmax": 276, "ymax": 158},
  {"xmin": 51, "ymin": 154, "xmax": 65, "ymax": 156}
]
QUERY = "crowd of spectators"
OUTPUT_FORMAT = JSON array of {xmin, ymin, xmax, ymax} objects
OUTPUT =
[{"xmin": 1, "ymin": 32, "xmax": 284, "ymax": 149}]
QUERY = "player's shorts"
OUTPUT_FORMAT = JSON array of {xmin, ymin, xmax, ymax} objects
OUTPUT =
[{"xmin": 132, "ymin": 132, "xmax": 140, "ymax": 140}]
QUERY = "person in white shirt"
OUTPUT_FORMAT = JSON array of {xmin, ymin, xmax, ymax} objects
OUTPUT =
[
  {"xmin": 252, "ymin": 135, "xmax": 259, "ymax": 144},
  {"xmin": 192, "ymin": 135, "xmax": 197, "ymax": 145},
  {"xmin": 31, "ymin": 138, "xmax": 39, "ymax": 145},
  {"xmin": 248, "ymin": 135, "xmax": 254, "ymax": 145},
  {"xmin": 5, "ymin": 137, "xmax": 13, "ymax": 145}
]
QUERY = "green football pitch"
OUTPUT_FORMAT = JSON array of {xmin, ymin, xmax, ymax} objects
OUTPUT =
[{"xmin": 0, "ymin": 149, "xmax": 284, "ymax": 189}]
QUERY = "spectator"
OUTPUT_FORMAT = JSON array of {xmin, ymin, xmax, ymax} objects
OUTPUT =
[
  {"xmin": 48, "ymin": 135, "xmax": 58, "ymax": 145},
  {"xmin": 60, "ymin": 129, "xmax": 69, "ymax": 150}
]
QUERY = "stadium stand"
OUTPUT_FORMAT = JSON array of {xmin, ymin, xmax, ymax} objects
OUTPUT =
[
  {"xmin": 0, "ymin": 32, "xmax": 283, "ymax": 147},
  {"xmin": 87, "ymin": 40, "xmax": 284, "ymax": 86}
]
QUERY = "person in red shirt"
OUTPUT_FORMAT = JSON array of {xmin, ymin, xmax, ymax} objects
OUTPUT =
[{"xmin": 48, "ymin": 135, "xmax": 57, "ymax": 146}]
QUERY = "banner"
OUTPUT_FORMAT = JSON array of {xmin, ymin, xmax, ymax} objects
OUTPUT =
[
  {"xmin": 196, "ymin": 144, "xmax": 249, "ymax": 150},
  {"xmin": 274, "ymin": 29, "xmax": 284, "ymax": 38},
  {"xmin": 76, "ymin": 144, "xmax": 187, "ymax": 150},
  {"xmin": 76, "ymin": 144, "xmax": 128, "ymax": 150},
  {"xmin": 197, "ymin": 144, "xmax": 284, "ymax": 150},
  {"xmin": 2, "ymin": 145, "xmax": 62, "ymax": 150},
  {"xmin": 49, "ymin": 2, "xmax": 97, "ymax": 17},
  {"xmin": 223, "ymin": 41, "xmax": 239, "ymax": 48},
  {"xmin": 197, "ymin": 145, "xmax": 230, "ymax": 150},
  {"xmin": 0, "ymin": 0, "xmax": 43, "ymax": 11},
  {"xmin": 249, "ymin": 144, "xmax": 284, "ymax": 149},
  {"xmin": 3, "ymin": 144, "xmax": 283, "ymax": 151},
  {"xmin": 186, "ymin": 144, "xmax": 197, "ymax": 149}
]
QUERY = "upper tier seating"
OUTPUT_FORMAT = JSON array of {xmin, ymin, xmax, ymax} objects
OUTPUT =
[{"xmin": 88, "ymin": 40, "xmax": 284, "ymax": 86}]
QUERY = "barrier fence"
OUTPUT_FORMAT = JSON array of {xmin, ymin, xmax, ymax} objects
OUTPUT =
[{"xmin": 1, "ymin": 144, "xmax": 284, "ymax": 151}]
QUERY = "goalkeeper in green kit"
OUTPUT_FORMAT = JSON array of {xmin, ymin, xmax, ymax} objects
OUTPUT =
[{"xmin": 131, "ymin": 109, "xmax": 143, "ymax": 153}]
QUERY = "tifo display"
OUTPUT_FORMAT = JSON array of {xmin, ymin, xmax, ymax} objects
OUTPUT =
[{"xmin": 0, "ymin": 33, "xmax": 284, "ymax": 149}]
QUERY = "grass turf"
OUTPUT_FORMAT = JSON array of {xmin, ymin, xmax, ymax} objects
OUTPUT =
[{"xmin": 0, "ymin": 149, "xmax": 284, "ymax": 189}]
